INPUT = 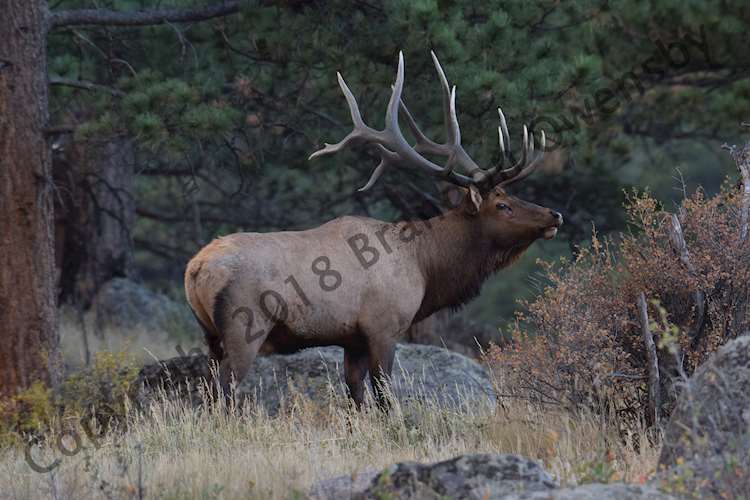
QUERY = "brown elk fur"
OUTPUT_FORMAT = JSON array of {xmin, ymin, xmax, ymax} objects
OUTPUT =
[{"xmin": 185, "ymin": 186, "xmax": 561, "ymax": 408}]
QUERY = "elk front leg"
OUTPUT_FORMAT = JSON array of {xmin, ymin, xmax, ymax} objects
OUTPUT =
[
  {"xmin": 368, "ymin": 338, "xmax": 396, "ymax": 411},
  {"xmin": 344, "ymin": 347, "xmax": 369, "ymax": 410}
]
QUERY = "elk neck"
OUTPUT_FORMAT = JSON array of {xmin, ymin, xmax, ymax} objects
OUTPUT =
[{"xmin": 410, "ymin": 208, "xmax": 530, "ymax": 321}]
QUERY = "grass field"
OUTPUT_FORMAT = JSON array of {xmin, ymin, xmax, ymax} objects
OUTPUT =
[{"xmin": 0, "ymin": 371, "xmax": 660, "ymax": 500}]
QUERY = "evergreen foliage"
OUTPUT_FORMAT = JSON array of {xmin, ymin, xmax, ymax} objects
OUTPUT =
[{"xmin": 47, "ymin": 0, "xmax": 749, "ymax": 321}]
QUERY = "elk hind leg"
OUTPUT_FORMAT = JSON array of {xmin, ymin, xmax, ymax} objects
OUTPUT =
[{"xmin": 214, "ymin": 298, "xmax": 273, "ymax": 408}]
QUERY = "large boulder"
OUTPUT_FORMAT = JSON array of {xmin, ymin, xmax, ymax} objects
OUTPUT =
[
  {"xmin": 510, "ymin": 484, "xmax": 675, "ymax": 500},
  {"xmin": 309, "ymin": 470, "xmax": 378, "ymax": 500},
  {"xmin": 311, "ymin": 455, "xmax": 675, "ymax": 500},
  {"xmin": 355, "ymin": 454, "xmax": 557, "ymax": 500},
  {"xmin": 239, "ymin": 344, "xmax": 495, "ymax": 414},
  {"xmin": 657, "ymin": 334, "xmax": 750, "ymax": 496},
  {"xmin": 132, "ymin": 350, "xmax": 211, "ymax": 408},
  {"xmin": 91, "ymin": 277, "xmax": 191, "ymax": 334},
  {"xmin": 404, "ymin": 311, "xmax": 499, "ymax": 358},
  {"xmin": 134, "ymin": 344, "xmax": 496, "ymax": 414},
  {"xmin": 59, "ymin": 278, "xmax": 195, "ymax": 369}
]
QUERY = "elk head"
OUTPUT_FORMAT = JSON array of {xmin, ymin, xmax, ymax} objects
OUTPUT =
[{"xmin": 310, "ymin": 51, "xmax": 563, "ymax": 248}]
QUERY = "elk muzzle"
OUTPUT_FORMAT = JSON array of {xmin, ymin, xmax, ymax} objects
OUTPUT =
[{"xmin": 543, "ymin": 211, "xmax": 563, "ymax": 240}]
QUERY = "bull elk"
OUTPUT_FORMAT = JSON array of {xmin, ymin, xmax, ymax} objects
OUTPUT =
[{"xmin": 185, "ymin": 52, "xmax": 563, "ymax": 408}]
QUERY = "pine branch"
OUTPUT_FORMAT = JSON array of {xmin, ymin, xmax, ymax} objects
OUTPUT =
[
  {"xmin": 50, "ymin": 1, "xmax": 240, "ymax": 28},
  {"xmin": 49, "ymin": 77, "xmax": 124, "ymax": 96}
]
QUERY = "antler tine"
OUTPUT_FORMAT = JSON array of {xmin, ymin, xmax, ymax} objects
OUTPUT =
[
  {"xmin": 488, "ymin": 124, "xmax": 527, "ymax": 181},
  {"xmin": 448, "ymin": 85, "xmax": 461, "ymax": 145},
  {"xmin": 338, "ymin": 72, "xmax": 365, "ymax": 127},
  {"xmin": 423, "ymin": 51, "xmax": 482, "ymax": 176},
  {"xmin": 398, "ymin": 97, "xmax": 445, "ymax": 156},
  {"xmin": 395, "ymin": 54, "xmax": 462, "ymax": 154},
  {"xmin": 377, "ymin": 52, "xmax": 475, "ymax": 188},
  {"xmin": 385, "ymin": 52, "xmax": 406, "ymax": 133},
  {"xmin": 308, "ymin": 72, "xmax": 377, "ymax": 161},
  {"xmin": 528, "ymin": 127, "xmax": 535, "ymax": 157},
  {"xmin": 358, "ymin": 144, "xmax": 400, "ymax": 192},
  {"xmin": 488, "ymin": 112, "xmax": 543, "ymax": 185},
  {"xmin": 498, "ymin": 107, "xmax": 511, "ymax": 155},
  {"xmin": 497, "ymin": 125, "xmax": 505, "ymax": 155},
  {"xmin": 382, "ymin": 52, "xmax": 466, "ymax": 180},
  {"xmin": 430, "ymin": 51, "xmax": 456, "ymax": 145},
  {"xmin": 521, "ymin": 124, "xmax": 529, "ymax": 167},
  {"xmin": 497, "ymin": 129, "xmax": 546, "ymax": 187}
]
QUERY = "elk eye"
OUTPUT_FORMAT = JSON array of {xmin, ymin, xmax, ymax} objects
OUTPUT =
[{"xmin": 496, "ymin": 203, "xmax": 511, "ymax": 211}]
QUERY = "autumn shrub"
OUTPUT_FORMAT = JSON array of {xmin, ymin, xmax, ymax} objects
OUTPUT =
[
  {"xmin": 0, "ymin": 351, "xmax": 138, "ymax": 445},
  {"xmin": 490, "ymin": 184, "xmax": 750, "ymax": 427},
  {"xmin": 60, "ymin": 350, "xmax": 140, "ymax": 423}
]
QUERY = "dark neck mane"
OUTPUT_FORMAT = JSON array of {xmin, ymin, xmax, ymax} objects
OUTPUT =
[{"xmin": 410, "ymin": 210, "xmax": 530, "ymax": 321}]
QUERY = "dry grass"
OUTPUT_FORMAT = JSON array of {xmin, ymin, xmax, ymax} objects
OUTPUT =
[
  {"xmin": 58, "ymin": 306, "xmax": 201, "ymax": 371},
  {"xmin": 0, "ymin": 301, "xmax": 662, "ymax": 499},
  {"xmin": 0, "ymin": 373, "xmax": 660, "ymax": 500}
]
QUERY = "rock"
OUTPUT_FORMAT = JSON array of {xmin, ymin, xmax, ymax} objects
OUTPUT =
[
  {"xmin": 312, "ymin": 454, "xmax": 677, "ymax": 500},
  {"xmin": 309, "ymin": 470, "xmax": 378, "ymax": 500},
  {"xmin": 355, "ymin": 453, "xmax": 557, "ymax": 500},
  {"xmin": 657, "ymin": 334, "xmax": 750, "ymax": 496},
  {"xmin": 91, "ymin": 277, "xmax": 191, "ymax": 334},
  {"xmin": 659, "ymin": 334, "xmax": 750, "ymax": 465},
  {"xmin": 510, "ymin": 483, "xmax": 676, "ymax": 499},
  {"xmin": 133, "ymin": 344, "xmax": 496, "ymax": 414},
  {"xmin": 404, "ymin": 311, "xmax": 500, "ymax": 358},
  {"xmin": 654, "ymin": 454, "xmax": 750, "ymax": 498},
  {"xmin": 238, "ymin": 344, "xmax": 496, "ymax": 414},
  {"xmin": 132, "ymin": 351, "xmax": 211, "ymax": 408}
]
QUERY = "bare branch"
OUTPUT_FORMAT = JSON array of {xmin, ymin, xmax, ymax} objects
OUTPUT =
[
  {"xmin": 723, "ymin": 131, "xmax": 750, "ymax": 338},
  {"xmin": 731, "ymin": 148, "xmax": 750, "ymax": 242},
  {"xmin": 50, "ymin": 1, "xmax": 239, "ymax": 28},
  {"xmin": 668, "ymin": 214, "xmax": 706, "ymax": 345},
  {"xmin": 49, "ymin": 76, "xmax": 124, "ymax": 96},
  {"xmin": 637, "ymin": 292, "xmax": 661, "ymax": 427}
]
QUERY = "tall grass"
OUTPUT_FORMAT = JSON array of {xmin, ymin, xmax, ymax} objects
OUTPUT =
[{"xmin": 0, "ymin": 375, "xmax": 660, "ymax": 500}]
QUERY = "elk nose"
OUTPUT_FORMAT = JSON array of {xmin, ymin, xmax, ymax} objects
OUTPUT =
[{"xmin": 550, "ymin": 210, "xmax": 563, "ymax": 225}]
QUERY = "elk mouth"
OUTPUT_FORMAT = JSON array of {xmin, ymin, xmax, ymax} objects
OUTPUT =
[{"xmin": 543, "ymin": 226, "xmax": 559, "ymax": 240}]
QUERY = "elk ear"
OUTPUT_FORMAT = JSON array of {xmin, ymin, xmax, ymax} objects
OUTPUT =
[
  {"xmin": 435, "ymin": 181, "xmax": 465, "ymax": 209},
  {"xmin": 435, "ymin": 182, "xmax": 482, "ymax": 214},
  {"xmin": 464, "ymin": 185, "xmax": 483, "ymax": 215}
]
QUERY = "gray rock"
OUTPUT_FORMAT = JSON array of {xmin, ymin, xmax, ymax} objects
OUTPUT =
[
  {"xmin": 134, "ymin": 344, "xmax": 496, "ymax": 414},
  {"xmin": 657, "ymin": 334, "xmax": 750, "ymax": 497},
  {"xmin": 404, "ymin": 310, "xmax": 498, "ymax": 358},
  {"xmin": 309, "ymin": 470, "xmax": 378, "ymax": 500},
  {"xmin": 660, "ymin": 335, "xmax": 750, "ymax": 465},
  {"xmin": 91, "ymin": 277, "xmax": 191, "ymax": 334},
  {"xmin": 510, "ymin": 483, "xmax": 676, "ymax": 499},
  {"xmin": 654, "ymin": 453, "xmax": 750, "ymax": 498},
  {"xmin": 132, "ymin": 351, "xmax": 211, "ymax": 408},
  {"xmin": 313, "ymin": 454, "xmax": 678, "ymax": 500},
  {"xmin": 317, "ymin": 457, "xmax": 677, "ymax": 500},
  {"xmin": 355, "ymin": 453, "xmax": 557, "ymax": 500},
  {"xmin": 239, "ymin": 344, "xmax": 496, "ymax": 414}
]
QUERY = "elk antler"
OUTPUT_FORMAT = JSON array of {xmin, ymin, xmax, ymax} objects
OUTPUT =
[{"xmin": 309, "ymin": 51, "xmax": 544, "ymax": 192}]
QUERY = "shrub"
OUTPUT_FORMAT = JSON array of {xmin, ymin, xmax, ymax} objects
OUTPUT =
[
  {"xmin": 490, "ymin": 184, "xmax": 750, "ymax": 426},
  {"xmin": 0, "ymin": 351, "xmax": 139, "ymax": 444},
  {"xmin": 0, "ymin": 382, "xmax": 55, "ymax": 447},
  {"xmin": 61, "ymin": 350, "xmax": 140, "ymax": 423}
]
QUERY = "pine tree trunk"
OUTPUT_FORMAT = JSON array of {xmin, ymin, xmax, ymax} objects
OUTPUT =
[
  {"xmin": 0, "ymin": 1, "xmax": 59, "ymax": 398},
  {"xmin": 54, "ymin": 137, "xmax": 135, "ymax": 307}
]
